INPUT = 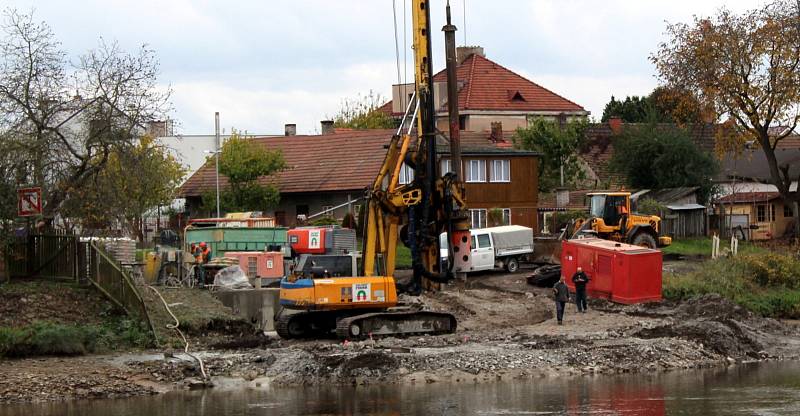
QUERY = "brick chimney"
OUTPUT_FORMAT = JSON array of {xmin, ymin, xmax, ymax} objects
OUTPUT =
[
  {"xmin": 284, "ymin": 123, "xmax": 296, "ymax": 136},
  {"xmin": 608, "ymin": 117, "xmax": 623, "ymax": 134},
  {"xmin": 456, "ymin": 46, "xmax": 485, "ymax": 65},
  {"xmin": 490, "ymin": 121, "xmax": 503, "ymax": 142},
  {"xmin": 320, "ymin": 120, "xmax": 334, "ymax": 135}
]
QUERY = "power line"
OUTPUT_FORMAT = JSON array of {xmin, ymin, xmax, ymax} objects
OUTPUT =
[{"xmin": 392, "ymin": 0, "xmax": 402, "ymax": 86}]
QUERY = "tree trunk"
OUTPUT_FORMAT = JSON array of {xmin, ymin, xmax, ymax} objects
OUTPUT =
[{"xmin": 794, "ymin": 200, "xmax": 800, "ymax": 240}]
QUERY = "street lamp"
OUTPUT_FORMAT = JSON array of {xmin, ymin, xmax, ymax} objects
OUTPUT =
[{"xmin": 204, "ymin": 149, "xmax": 221, "ymax": 218}]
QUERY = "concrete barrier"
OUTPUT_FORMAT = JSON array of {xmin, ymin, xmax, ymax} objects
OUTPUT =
[{"xmin": 214, "ymin": 288, "xmax": 281, "ymax": 332}]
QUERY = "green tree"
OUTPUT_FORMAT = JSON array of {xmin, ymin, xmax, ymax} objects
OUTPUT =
[
  {"xmin": 652, "ymin": 0, "xmax": 800, "ymax": 231},
  {"xmin": 610, "ymin": 124, "xmax": 718, "ymax": 203},
  {"xmin": 332, "ymin": 91, "xmax": 398, "ymax": 129},
  {"xmin": 601, "ymin": 87, "xmax": 704, "ymax": 124},
  {"xmin": 515, "ymin": 117, "xmax": 589, "ymax": 193},
  {"xmin": 202, "ymin": 131, "xmax": 285, "ymax": 214}
]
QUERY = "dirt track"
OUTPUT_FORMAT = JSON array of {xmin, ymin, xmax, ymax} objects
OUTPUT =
[{"xmin": 3, "ymin": 269, "xmax": 800, "ymax": 404}]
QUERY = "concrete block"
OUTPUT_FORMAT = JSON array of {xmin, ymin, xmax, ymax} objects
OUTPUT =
[{"xmin": 214, "ymin": 288, "xmax": 281, "ymax": 332}]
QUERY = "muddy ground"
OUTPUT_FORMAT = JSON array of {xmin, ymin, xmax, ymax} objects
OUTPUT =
[{"xmin": 2, "ymin": 270, "xmax": 800, "ymax": 404}]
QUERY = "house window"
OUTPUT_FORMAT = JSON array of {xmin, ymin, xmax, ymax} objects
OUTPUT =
[
  {"xmin": 785, "ymin": 204, "xmax": 794, "ymax": 218},
  {"xmin": 321, "ymin": 205, "xmax": 335, "ymax": 216},
  {"xmin": 440, "ymin": 159, "xmax": 452, "ymax": 176},
  {"xmin": 465, "ymin": 159, "xmax": 486, "ymax": 183},
  {"xmin": 756, "ymin": 204, "xmax": 768, "ymax": 222},
  {"xmin": 399, "ymin": 163, "xmax": 414, "ymax": 185},
  {"xmin": 296, "ymin": 205, "xmax": 309, "ymax": 217},
  {"xmin": 502, "ymin": 208, "xmax": 511, "ymax": 225},
  {"xmin": 470, "ymin": 209, "xmax": 487, "ymax": 228},
  {"xmin": 490, "ymin": 160, "xmax": 511, "ymax": 182},
  {"xmin": 459, "ymin": 115, "xmax": 467, "ymax": 130}
]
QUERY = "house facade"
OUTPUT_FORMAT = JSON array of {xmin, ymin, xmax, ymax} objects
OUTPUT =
[
  {"xmin": 715, "ymin": 192, "xmax": 794, "ymax": 240},
  {"xmin": 380, "ymin": 46, "xmax": 589, "ymax": 131},
  {"xmin": 178, "ymin": 128, "xmax": 540, "ymax": 231}
]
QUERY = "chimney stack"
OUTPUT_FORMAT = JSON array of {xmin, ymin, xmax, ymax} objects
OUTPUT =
[
  {"xmin": 490, "ymin": 121, "xmax": 503, "ymax": 142},
  {"xmin": 320, "ymin": 120, "xmax": 334, "ymax": 135},
  {"xmin": 608, "ymin": 117, "xmax": 623, "ymax": 134},
  {"xmin": 456, "ymin": 46, "xmax": 485, "ymax": 64},
  {"xmin": 284, "ymin": 123, "xmax": 297, "ymax": 136}
]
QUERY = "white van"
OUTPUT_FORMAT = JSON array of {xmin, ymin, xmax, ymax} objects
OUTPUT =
[{"xmin": 440, "ymin": 225, "xmax": 534, "ymax": 273}]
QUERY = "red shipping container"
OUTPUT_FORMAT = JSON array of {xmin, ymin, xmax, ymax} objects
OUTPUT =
[
  {"xmin": 224, "ymin": 251, "xmax": 285, "ymax": 279},
  {"xmin": 560, "ymin": 238, "xmax": 662, "ymax": 304},
  {"xmin": 287, "ymin": 228, "xmax": 327, "ymax": 254}
]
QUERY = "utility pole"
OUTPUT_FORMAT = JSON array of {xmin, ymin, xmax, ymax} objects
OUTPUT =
[
  {"xmin": 214, "ymin": 112, "xmax": 221, "ymax": 218},
  {"xmin": 443, "ymin": 0, "xmax": 462, "ymax": 179}
]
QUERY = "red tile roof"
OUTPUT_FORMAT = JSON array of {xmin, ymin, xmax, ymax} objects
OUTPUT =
[
  {"xmin": 380, "ymin": 54, "xmax": 585, "ymax": 116},
  {"xmin": 431, "ymin": 54, "xmax": 585, "ymax": 113},
  {"xmin": 179, "ymin": 130, "xmax": 396, "ymax": 197},
  {"xmin": 178, "ymin": 129, "xmax": 536, "ymax": 198},
  {"xmin": 716, "ymin": 192, "xmax": 781, "ymax": 204}
]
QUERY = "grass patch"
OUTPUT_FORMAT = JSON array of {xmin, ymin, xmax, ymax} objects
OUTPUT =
[
  {"xmin": 663, "ymin": 252, "xmax": 800, "ymax": 318},
  {"xmin": 0, "ymin": 319, "xmax": 151, "ymax": 358},
  {"xmin": 662, "ymin": 237, "xmax": 769, "ymax": 257},
  {"xmin": 396, "ymin": 244, "xmax": 412, "ymax": 269}
]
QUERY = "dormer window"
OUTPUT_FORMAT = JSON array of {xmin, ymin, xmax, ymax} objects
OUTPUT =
[{"xmin": 509, "ymin": 90, "xmax": 526, "ymax": 102}]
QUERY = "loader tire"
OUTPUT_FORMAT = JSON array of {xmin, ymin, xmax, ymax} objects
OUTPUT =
[{"xmin": 632, "ymin": 233, "xmax": 657, "ymax": 249}]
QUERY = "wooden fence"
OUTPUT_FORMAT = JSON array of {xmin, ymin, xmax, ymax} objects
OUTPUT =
[{"xmin": 3, "ymin": 233, "xmax": 156, "ymax": 341}]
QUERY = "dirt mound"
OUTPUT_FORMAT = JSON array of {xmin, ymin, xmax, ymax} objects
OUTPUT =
[{"xmin": 0, "ymin": 280, "xmax": 121, "ymax": 327}]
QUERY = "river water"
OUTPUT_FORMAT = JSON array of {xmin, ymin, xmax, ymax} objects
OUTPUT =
[{"xmin": 3, "ymin": 361, "xmax": 800, "ymax": 415}]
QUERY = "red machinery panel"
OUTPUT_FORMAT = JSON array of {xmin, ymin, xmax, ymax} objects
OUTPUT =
[
  {"xmin": 561, "ymin": 238, "xmax": 662, "ymax": 304},
  {"xmin": 224, "ymin": 251, "xmax": 285, "ymax": 279},
  {"xmin": 288, "ymin": 228, "xmax": 327, "ymax": 254}
]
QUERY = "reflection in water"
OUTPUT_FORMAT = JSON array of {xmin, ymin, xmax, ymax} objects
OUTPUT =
[{"xmin": 2, "ymin": 361, "xmax": 800, "ymax": 415}]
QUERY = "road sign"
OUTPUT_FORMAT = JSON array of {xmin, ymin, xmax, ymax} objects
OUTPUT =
[{"xmin": 17, "ymin": 187, "xmax": 42, "ymax": 217}]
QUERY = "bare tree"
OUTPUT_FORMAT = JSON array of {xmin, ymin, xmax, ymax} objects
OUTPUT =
[{"xmin": 0, "ymin": 9, "xmax": 171, "ymax": 225}]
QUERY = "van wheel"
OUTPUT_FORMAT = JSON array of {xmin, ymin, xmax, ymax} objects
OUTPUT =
[{"xmin": 505, "ymin": 257, "xmax": 520, "ymax": 273}]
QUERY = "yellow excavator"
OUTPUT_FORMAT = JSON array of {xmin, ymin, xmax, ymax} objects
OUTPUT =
[
  {"xmin": 572, "ymin": 191, "xmax": 672, "ymax": 248},
  {"xmin": 277, "ymin": 0, "xmax": 472, "ymax": 339}
]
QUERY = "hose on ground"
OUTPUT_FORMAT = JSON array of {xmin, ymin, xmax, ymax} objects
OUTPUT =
[{"xmin": 146, "ymin": 285, "xmax": 208, "ymax": 381}]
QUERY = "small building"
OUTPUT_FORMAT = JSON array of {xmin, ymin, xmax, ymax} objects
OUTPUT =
[
  {"xmin": 633, "ymin": 187, "xmax": 707, "ymax": 238},
  {"xmin": 715, "ymin": 192, "xmax": 794, "ymax": 240}
]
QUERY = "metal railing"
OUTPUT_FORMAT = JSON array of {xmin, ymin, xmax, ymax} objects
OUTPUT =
[{"xmin": 84, "ymin": 241, "xmax": 157, "ymax": 341}]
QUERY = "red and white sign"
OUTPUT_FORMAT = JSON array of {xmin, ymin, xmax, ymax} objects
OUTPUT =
[{"xmin": 17, "ymin": 187, "xmax": 42, "ymax": 217}]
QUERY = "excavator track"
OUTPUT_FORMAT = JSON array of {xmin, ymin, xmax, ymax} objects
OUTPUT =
[{"xmin": 336, "ymin": 310, "xmax": 457, "ymax": 340}]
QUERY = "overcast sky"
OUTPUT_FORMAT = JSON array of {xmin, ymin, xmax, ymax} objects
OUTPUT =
[{"xmin": 3, "ymin": 0, "xmax": 760, "ymax": 135}]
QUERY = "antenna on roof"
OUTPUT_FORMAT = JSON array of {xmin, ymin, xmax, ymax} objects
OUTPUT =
[{"xmin": 462, "ymin": 0, "xmax": 467, "ymax": 45}]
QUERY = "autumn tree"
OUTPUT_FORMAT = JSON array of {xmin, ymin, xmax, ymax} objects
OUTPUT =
[
  {"xmin": 515, "ymin": 117, "xmax": 589, "ymax": 193},
  {"xmin": 0, "ymin": 9, "xmax": 171, "ymax": 230},
  {"xmin": 202, "ymin": 131, "xmax": 285, "ymax": 214},
  {"xmin": 332, "ymin": 91, "xmax": 398, "ymax": 129},
  {"xmin": 652, "ymin": 0, "xmax": 800, "ymax": 231},
  {"xmin": 62, "ymin": 136, "xmax": 185, "ymax": 240}
]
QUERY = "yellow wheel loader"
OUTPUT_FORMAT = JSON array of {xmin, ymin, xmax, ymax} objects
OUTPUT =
[{"xmin": 572, "ymin": 192, "xmax": 672, "ymax": 249}]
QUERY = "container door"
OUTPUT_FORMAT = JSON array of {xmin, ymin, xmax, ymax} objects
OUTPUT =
[
  {"xmin": 594, "ymin": 253, "xmax": 613, "ymax": 295},
  {"xmin": 471, "ymin": 233, "xmax": 494, "ymax": 270}
]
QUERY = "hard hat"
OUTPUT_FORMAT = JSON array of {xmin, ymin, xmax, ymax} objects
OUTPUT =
[{"xmin": 199, "ymin": 242, "xmax": 207, "ymax": 248}]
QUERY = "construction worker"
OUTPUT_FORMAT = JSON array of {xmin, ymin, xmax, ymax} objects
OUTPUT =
[
  {"xmin": 572, "ymin": 266, "xmax": 590, "ymax": 313},
  {"xmin": 194, "ymin": 242, "xmax": 207, "ymax": 288}
]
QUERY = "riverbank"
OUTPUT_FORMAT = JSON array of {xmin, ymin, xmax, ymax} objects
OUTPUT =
[{"xmin": 2, "ymin": 271, "xmax": 799, "ymax": 405}]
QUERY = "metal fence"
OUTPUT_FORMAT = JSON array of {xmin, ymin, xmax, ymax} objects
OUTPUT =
[{"xmin": 83, "ymin": 241, "xmax": 156, "ymax": 339}]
